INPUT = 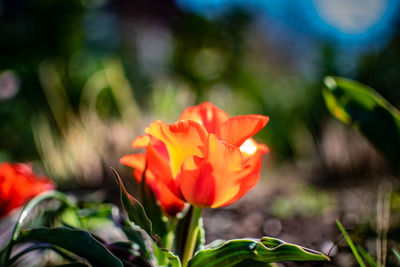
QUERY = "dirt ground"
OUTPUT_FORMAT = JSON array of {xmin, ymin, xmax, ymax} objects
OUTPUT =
[{"xmin": 202, "ymin": 156, "xmax": 399, "ymax": 267}]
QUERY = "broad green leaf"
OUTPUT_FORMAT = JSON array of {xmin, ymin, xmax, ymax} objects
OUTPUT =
[
  {"xmin": 154, "ymin": 244, "xmax": 182, "ymax": 267},
  {"xmin": 188, "ymin": 237, "xmax": 329, "ymax": 267},
  {"xmin": 28, "ymin": 204, "xmax": 70, "ymax": 229},
  {"xmin": 7, "ymin": 243, "xmax": 78, "ymax": 266},
  {"xmin": 121, "ymin": 221, "xmax": 151, "ymax": 259},
  {"xmin": 111, "ymin": 168, "xmax": 163, "ymax": 247},
  {"xmin": 76, "ymin": 203, "xmax": 115, "ymax": 231},
  {"xmin": 234, "ymin": 260, "xmax": 277, "ymax": 267},
  {"xmin": 164, "ymin": 249, "xmax": 182, "ymax": 267},
  {"xmin": 60, "ymin": 207, "xmax": 83, "ymax": 228},
  {"xmin": 106, "ymin": 241, "xmax": 152, "ymax": 267},
  {"xmin": 19, "ymin": 227, "xmax": 123, "ymax": 267},
  {"xmin": 51, "ymin": 263, "xmax": 89, "ymax": 267},
  {"xmin": 322, "ymin": 76, "xmax": 400, "ymax": 168}
]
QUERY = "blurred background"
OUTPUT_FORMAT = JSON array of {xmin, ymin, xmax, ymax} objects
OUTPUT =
[{"xmin": 1, "ymin": 0, "xmax": 400, "ymax": 265}]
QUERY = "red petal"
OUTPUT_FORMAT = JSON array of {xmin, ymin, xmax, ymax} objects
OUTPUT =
[
  {"xmin": 0, "ymin": 162, "xmax": 54, "ymax": 217},
  {"xmin": 148, "ymin": 179, "xmax": 185, "ymax": 217}
]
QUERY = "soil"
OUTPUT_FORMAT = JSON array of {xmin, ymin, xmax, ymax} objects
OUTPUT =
[{"xmin": 202, "ymin": 157, "xmax": 399, "ymax": 267}]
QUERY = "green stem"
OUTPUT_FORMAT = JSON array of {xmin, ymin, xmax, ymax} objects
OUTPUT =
[
  {"xmin": 182, "ymin": 207, "xmax": 202, "ymax": 267},
  {"xmin": 166, "ymin": 217, "xmax": 177, "ymax": 251}
]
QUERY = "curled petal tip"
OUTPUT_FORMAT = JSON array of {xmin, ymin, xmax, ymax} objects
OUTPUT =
[
  {"xmin": 131, "ymin": 134, "xmax": 150, "ymax": 148},
  {"xmin": 219, "ymin": 114, "xmax": 270, "ymax": 147}
]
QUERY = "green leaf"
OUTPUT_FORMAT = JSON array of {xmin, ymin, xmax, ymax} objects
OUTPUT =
[
  {"xmin": 111, "ymin": 168, "xmax": 163, "ymax": 247},
  {"xmin": 188, "ymin": 237, "xmax": 329, "ymax": 267},
  {"xmin": 50, "ymin": 263, "xmax": 89, "ymax": 267},
  {"xmin": 19, "ymin": 227, "xmax": 123, "ymax": 267},
  {"xmin": 322, "ymin": 76, "xmax": 400, "ymax": 168},
  {"xmin": 7, "ymin": 243, "xmax": 78, "ymax": 266},
  {"xmin": 140, "ymin": 169, "xmax": 169, "ymax": 239},
  {"xmin": 76, "ymin": 203, "xmax": 115, "ymax": 231},
  {"xmin": 112, "ymin": 169, "xmax": 182, "ymax": 266},
  {"xmin": 121, "ymin": 221, "xmax": 151, "ymax": 259},
  {"xmin": 234, "ymin": 260, "xmax": 277, "ymax": 267},
  {"xmin": 152, "ymin": 245, "xmax": 181, "ymax": 267},
  {"xmin": 164, "ymin": 250, "xmax": 182, "ymax": 267},
  {"xmin": 106, "ymin": 241, "xmax": 152, "ymax": 267},
  {"xmin": 1, "ymin": 191, "xmax": 76, "ymax": 267}
]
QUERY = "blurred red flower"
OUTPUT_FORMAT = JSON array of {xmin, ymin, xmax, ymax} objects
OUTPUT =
[
  {"xmin": 0, "ymin": 162, "xmax": 55, "ymax": 217},
  {"xmin": 121, "ymin": 102, "xmax": 269, "ymax": 214}
]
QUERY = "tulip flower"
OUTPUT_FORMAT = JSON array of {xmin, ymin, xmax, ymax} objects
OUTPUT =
[
  {"xmin": 121, "ymin": 102, "xmax": 269, "ymax": 211},
  {"xmin": 0, "ymin": 162, "xmax": 55, "ymax": 218},
  {"xmin": 121, "ymin": 102, "xmax": 269, "ymax": 266}
]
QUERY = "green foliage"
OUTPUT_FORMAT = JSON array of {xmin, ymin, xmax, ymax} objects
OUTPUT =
[
  {"xmin": 121, "ymin": 221, "xmax": 152, "ymax": 259},
  {"xmin": 19, "ymin": 227, "xmax": 123, "ymax": 267},
  {"xmin": 111, "ymin": 168, "xmax": 163, "ymax": 247},
  {"xmin": 75, "ymin": 203, "xmax": 115, "ymax": 231},
  {"xmin": 323, "ymin": 76, "xmax": 400, "ymax": 168},
  {"xmin": 139, "ymin": 168, "xmax": 169, "ymax": 239},
  {"xmin": 0, "ymin": 172, "xmax": 329, "ymax": 267},
  {"xmin": 112, "ymin": 168, "xmax": 182, "ymax": 266},
  {"xmin": 188, "ymin": 237, "xmax": 329, "ymax": 267},
  {"xmin": 51, "ymin": 263, "xmax": 89, "ymax": 267},
  {"xmin": 1, "ymin": 191, "xmax": 76, "ymax": 266}
]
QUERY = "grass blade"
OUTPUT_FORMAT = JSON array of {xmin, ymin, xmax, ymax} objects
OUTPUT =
[
  {"xmin": 336, "ymin": 220, "xmax": 366, "ymax": 267},
  {"xmin": 393, "ymin": 248, "xmax": 400, "ymax": 263},
  {"xmin": 356, "ymin": 245, "xmax": 377, "ymax": 267}
]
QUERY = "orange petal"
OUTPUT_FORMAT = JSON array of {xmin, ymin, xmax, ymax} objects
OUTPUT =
[
  {"xmin": 145, "ymin": 120, "xmax": 208, "ymax": 178},
  {"xmin": 220, "ymin": 137, "xmax": 269, "ymax": 207},
  {"xmin": 179, "ymin": 102, "xmax": 229, "ymax": 134},
  {"xmin": 180, "ymin": 134, "xmax": 245, "ymax": 207},
  {"xmin": 218, "ymin": 115, "xmax": 269, "ymax": 147},
  {"xmin": 218, "ymin": 148, "xmax": 264, "ymax": 207},
  {"xmin": 120, "ymin": 154, "xmax": 146, "ymax": 182},
  {"xmin": 120, "ymin": 154, "xmax": 146, "ymax": 171},
  {"xmin": 131, "ymin": 135, "xmax": 150, "ymax": 148}
]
